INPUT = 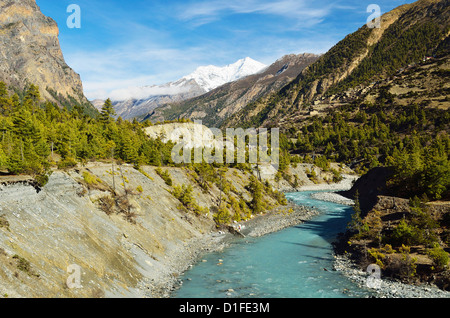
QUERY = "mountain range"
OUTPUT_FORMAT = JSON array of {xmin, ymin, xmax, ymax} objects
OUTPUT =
[
  {"xmin": 222, "ymin": 0, "xmax": 449, "ymax": 129},
  {"xmin": 145, "ymin": 53, "xmax": 320, "ymax": 127},
  {"xmin": 93, "ymin": 57, "xmax": 268, "ymax": 120},
  {"xmin": 0, "ymin": 0, "xmax": 449, "ymax": 298},
  {"xmin": 1, "ymin": 0, "xmax": 448, "ymax": 129}
]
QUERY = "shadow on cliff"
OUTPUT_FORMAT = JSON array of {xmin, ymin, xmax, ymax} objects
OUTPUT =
[{"xmin": 337, "ymin": 166, "xmax": 394, "ymax": 217}]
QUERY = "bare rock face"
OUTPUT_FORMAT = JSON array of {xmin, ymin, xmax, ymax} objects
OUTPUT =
[{"xmin": 0, "ymin": 0, "xmax": 87, "ymax": 104}]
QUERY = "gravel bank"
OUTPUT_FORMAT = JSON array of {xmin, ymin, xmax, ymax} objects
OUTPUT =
[
  {"xmin": 150, "ymin": 187, "xmax": 450, "ymax": 299},
  {"xmin": 151, "ymin": 177, "xmax": 354, "ymax": 298},
  {"xmin": 333, "ymin": 253, "xmax": 450, "ymax": 298},
  {"xmin": 310, "ymin": 192, "xmax": 355, "ymax": 206},
  {"xmin": 240, "ymin": 203, "xmax": 320, "ymax": 238},
  {"xmin": 297, "ymin": 174, "xmax": 358, "ymax": 192},
  {"xmin": 140, "ymin": 231, "xmax": 232, "ymax": 298},
  {"xmin": 150, "ymin": 203, "xmax": 320, "ymax": 298}
]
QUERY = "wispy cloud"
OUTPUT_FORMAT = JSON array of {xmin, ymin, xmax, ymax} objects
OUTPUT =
[
  {"xmin": 51, "ymin": 0, "xmax": 368, "ymax": 101},
  {"xmin": 177, "ymin": 0, "xmax": 333, "ymax": 27},
  {"xmin": 66, "ymin": 38, "xmax": 223, "ymax": 100}
]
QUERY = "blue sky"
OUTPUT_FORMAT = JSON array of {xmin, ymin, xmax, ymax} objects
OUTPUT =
[{"xmin": 35, "ymin": 0, "xmax": 413, "ymax": 100}]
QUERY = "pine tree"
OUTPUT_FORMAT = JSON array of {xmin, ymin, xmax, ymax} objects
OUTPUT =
[
  {"xmin": 100, "ymin": 98, "xmax": 116, "ymax": 124},
  {"xmin": 349, "ymin": 190, "xmax": 363, "ymax": 234},
  {"xmin": 248, "ymin": 175, "xmax": 264, "ymax": 214}
]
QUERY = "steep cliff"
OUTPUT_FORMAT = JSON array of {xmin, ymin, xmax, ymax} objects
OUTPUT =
[{"xmin": 0, "ymin": 0, "xmax": 91, "ymax": 108}]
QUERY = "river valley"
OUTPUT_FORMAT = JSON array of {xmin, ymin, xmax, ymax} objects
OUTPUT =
[{"xmin": 173, "ymin": 191, "xmax": 377, "ymax": 298}]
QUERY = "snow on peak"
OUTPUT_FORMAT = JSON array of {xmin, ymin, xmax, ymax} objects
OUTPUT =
[
  {"xmin": 106, "ymin": 57, "xmax": 267, "ymax": 102},
  {"xmin": 183, "ymin": 57, "xmax": 267, "ymax": 92}
]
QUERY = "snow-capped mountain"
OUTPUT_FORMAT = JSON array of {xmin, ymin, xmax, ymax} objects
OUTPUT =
[
  {"xmin": 96, "ymin": 57, "xmax": 267, "ymax": 120},
  {"xmin": 183, "ymin": 57, "xmax": 267, "ymax": 92},
  {"xmin": 146, "ymin": 53, "xmax": 320, "ymax": 127}
]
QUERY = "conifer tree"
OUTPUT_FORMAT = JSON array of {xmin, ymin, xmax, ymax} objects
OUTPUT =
[
  {"xmin": 248, "ymin": 175, "xmax": 264, "ymax": 214},
  {"xmin": 100, "ymin": 98, "xmax": 116, "ymax": 124}
]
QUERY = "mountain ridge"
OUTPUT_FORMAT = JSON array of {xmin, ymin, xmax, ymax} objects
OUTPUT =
[
  {"xmin": 222, "ymin": 0, "xmax": 449, "ymax": 129},
  {"xmin": 101, "ymin": 57, "xmax": 267, "ymax": 120},
  {"xmin": 145, "ymin": 53, "xmax": 320, "ymax": 127}
]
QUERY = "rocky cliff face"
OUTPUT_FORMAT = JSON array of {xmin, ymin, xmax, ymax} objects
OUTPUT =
[
  {"xmin": 0, "ymin": 0, "xmax": 88, "ymax": 105},
  {"xmin": 0, "ymin": 164, "xmax": 230, "ymax": 298}
]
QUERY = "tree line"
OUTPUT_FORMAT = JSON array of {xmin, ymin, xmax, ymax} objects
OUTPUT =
[
  {"xmin": 288, "ymin": 99, "xmax": 449, "ymax": 201},
  {"xmin": 0, "ymin": 83, "xmax": 175, "ymax": 183}
]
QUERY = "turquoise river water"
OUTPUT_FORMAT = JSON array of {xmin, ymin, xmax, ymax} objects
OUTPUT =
[{"xmin": 173, "ymin": 191, "xmax": 376, "ymax": 298}]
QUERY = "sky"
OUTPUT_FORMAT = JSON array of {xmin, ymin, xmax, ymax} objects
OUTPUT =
[{"xmin": 35, "ymin": 0, "xmax": 414, "ymax": 101}]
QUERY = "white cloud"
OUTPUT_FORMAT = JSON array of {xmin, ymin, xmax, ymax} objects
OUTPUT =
[
  {"xmin": 107, "ymin": 84, "xmax": 195, "ymax": 101},
  {"xmin": 59, "ymin": 0, "xmax": 338, "ymax": 101},
  {"xmin": 66, "ymin": 42, "xmax": 210, "ymax": 100},
  {"xmin": 178, "ymin": 0, "xmax": 332, "ymax": 27}
]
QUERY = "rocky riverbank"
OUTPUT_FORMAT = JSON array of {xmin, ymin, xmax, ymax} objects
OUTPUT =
[
  {"xmin": 0, "ymin": 161, "xmax": 354, "ymax": 298},
  {"xmin": 333, "ymin": 253, "xmax": 450, "ymax": 298},
  {"xmin": 310, "ymin": 192, "xmax": 355, "ymax": 206},
  {"xmin": 151, "ymin": 203, "xmax": 321, "ymax": 298}
]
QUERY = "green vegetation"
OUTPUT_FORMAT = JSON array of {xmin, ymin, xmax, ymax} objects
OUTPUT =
[
  {"xmin": 171, "ymin": 184, "xmax": 207, "ymax": 215},
  {"xmin": 331, "ymin": 20, "xmax": 448, "ymax": 93},
  {"xmin": 214, "ymin": 203, "xmax": 231, "ymax": 225},
  {"xmin": 427, "ymin": 243, "xmax": 449, "ymax": 271},
  {"xmin": 12, "ymin": 254, "xmax": 32, "ymax": 273},
  {"xmin": 289, "ymin": 102, "xmax": 449, "ymax": 201},
  {"xmin": 0, "ymin": 82, "xmax": 292, "ymax": 228},
  {"xmin": 0, "ymin": 83, "xmax": 175, "ymax": 180},
  {"xmin": 82, "ymin": 171, "xmax": 102, "ymax": 186},
  {"xmin": 155, "ymin": 167, "xmax": 173, "ymax": 186},
  {"xmin": 346, "ymin": 194, "xmax": 449, "ymax": 282},
  {"xmin": 12, "ymin": 254, "xmax": 39, "ymax": 277}
]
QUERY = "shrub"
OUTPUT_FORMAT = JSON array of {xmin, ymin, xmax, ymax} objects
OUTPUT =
[
  {"xmin": 305, "ymin": 168, "xmax": 318, "ymax": 183},
  {"xmin": 331, "ymin": 168, "xmax": 343, "ymax": 182},
  {"xmin": 368, "ymin": 248, "xmax": 387, "ymax": 269},
  {"xmin": 57, "ymin": 157, "xmax": 77, "ymax": 170},
  {"xmin": 82, "ymin": 171, "xmax": 101, "ymax": 185},
  {"xmin": 98, "ymin": 195, "xmax": 115, "ymax": 215},
  {"xmin": 35, "ymin": 171, "xmax": 51, "ymax": 187},
  {"xmin": 116, "ymin": 195, "xmax": 136, "ymax": 224},
  {"xmin": 247, "ymin": 176, "xmax": 265, "ymax": 214},
  {"xmin": 12, "ymin": 255, "xmax": 31, "ymax": 274},
  {"xmin": 214, "ymin": 204, "xmax": 231, "ymax": 225},
  {"xmin": 155, "ymin": 167, "xmax": 173, "ymax": 186},
  {"xmin": 427, "ymin": 244, "xmax": 449, "ymax": 271},
  {"xmin": 391, "ymin": 219, "xmax": 419, "ymax": 246},
  {"xmin": 398, "ymin": 245, "xmax": 417, "ymax": 280},
  {"xmin": 172, "ymin": 184, "xmax": 207, "ymax": 215}
]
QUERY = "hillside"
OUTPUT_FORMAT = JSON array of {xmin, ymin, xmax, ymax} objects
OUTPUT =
[
  {"xmin": 334, "ymin": 192, "xmax": 450, "ymax": 290},
  {"xmin": 146, "ymin": 54, "xmax": 320, "ymax": 127},
  {"xmin": 218, "ymin": 0, "xmax": 450, "ymax": 204},
  {"xmin": 0, "ymin": 160, "xmax": 351, "ymax": 297},
  {"xmin": 223, "ymin": 0, "xmax": 449, "ymax": 129},
  {"xmin": 0, "ymin": 0, "xmax": 95, "ymax": 115}
]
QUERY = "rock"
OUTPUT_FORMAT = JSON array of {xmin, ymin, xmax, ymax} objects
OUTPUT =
[{"xmin": 0, "ymin": 0, "xmax": 92, "ymax": 108}]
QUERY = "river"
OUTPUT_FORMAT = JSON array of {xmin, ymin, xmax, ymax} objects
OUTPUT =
[{"xmin": 173, "ymin": 191, "xmax": 376, "ymax": 298}]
